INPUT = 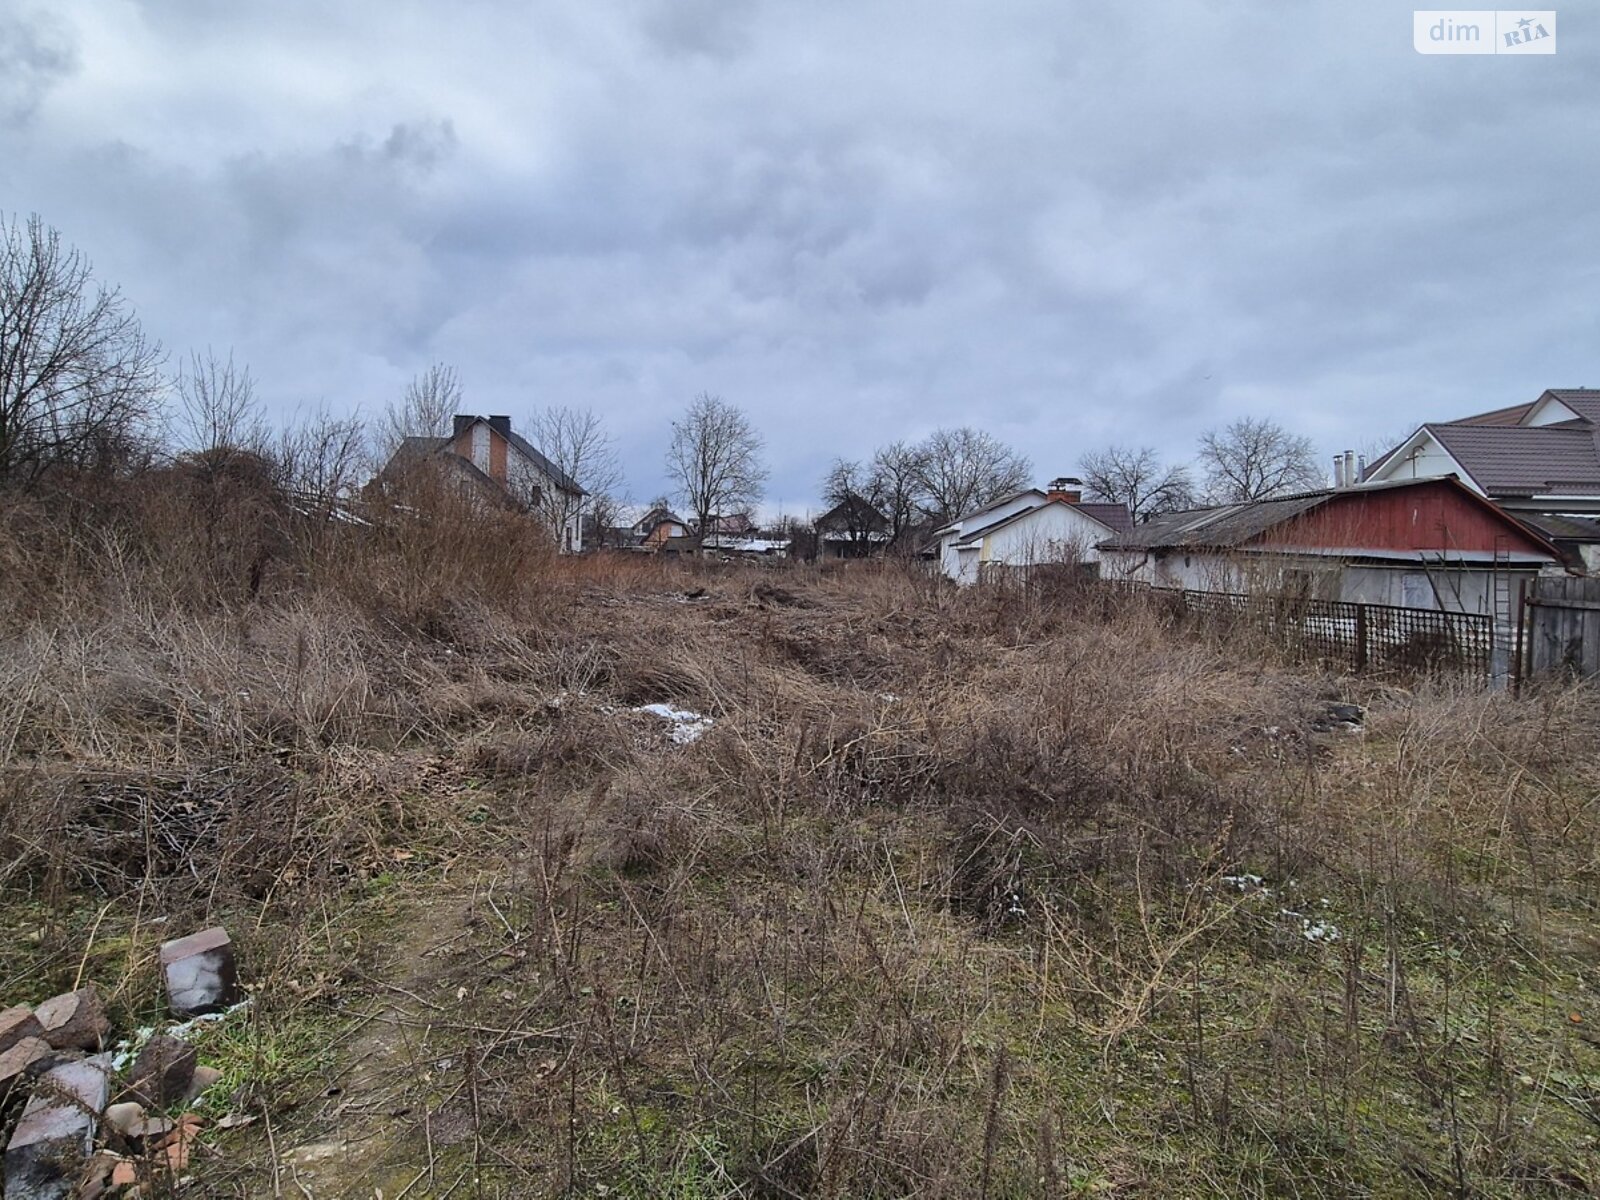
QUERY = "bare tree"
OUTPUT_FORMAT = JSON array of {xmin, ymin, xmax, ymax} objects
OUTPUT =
[
  {"xmin": 174, "ymin": 349, "xmax": 269, "ymax": 460},
  {"xmin": 376, "ymin": 362, "xmax": 461, "ymax": 459},
  {"xmin": 915, "ymin": 427, "xmax": 1031, "ymax": 525},
  {"xmin": 867, "ymin": 440, "xmax": 930, "ymax": 548},
  {"xmin": 818, "ymin": 458, "xmax": 886, "ymax": 556},
  {"xmin": 1198, "ymin": 416, "xmax": 1324, "ymax": 502},
  {"xmin": 665, "ymin": 393, "xmax": 767, "ymax": 535},
  {"xmin": 821, "ymin": 458, "xmax": 865, "ymax": 507},
  {"xmin": 587, "ymin": 489, "xmax": 627, "ymax": 548},
  {"xmin": 1078, "ymin": 444, "xmax": 1194, "ymax": 521},
  {"xmin": 0, "ymin": 213, "xmax": 164, "ymax": 483},
  {"xmin": 276, "ymin": 404, "xmax": 366, "ymax": 504},
  {"xmin": 525, "ymin": 405, "xmax": 623, "ymax": 549}
]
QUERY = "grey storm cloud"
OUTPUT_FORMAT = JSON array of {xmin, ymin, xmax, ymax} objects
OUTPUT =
[
  {"xmin": 1, "ymin": 0, "xmax": 1597, "ymax": 510},
  {"xmin": 0, "ymin": 10, "xmax": 78, "ymax": 124}
]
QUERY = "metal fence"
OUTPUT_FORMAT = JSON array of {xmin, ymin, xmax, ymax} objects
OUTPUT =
[{"xmin": 1109, "ymin": 582, "xmax": 1495, "ymax": 679}]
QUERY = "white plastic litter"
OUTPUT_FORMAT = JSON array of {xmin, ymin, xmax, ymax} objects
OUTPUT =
[{"xmin": 633, "ymin": 703, "xmax": 714, "ymax": 744}]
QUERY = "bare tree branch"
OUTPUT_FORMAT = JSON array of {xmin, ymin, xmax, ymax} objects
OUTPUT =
[
  {"xmin": 526, "ymin": 404, "xmax": 623, "ymax": 548},
  {"xmin": 276, "ymin": 403, "xmax": 366, "ymax": 505},
  {"xmin": 1078, "ymin": 444, "xmax": 1194, "ymax": 521},
  {"xmin": 1198, "ymin": 417, "xmax": 1324, "ymax": 502},
  {"xmin": 0, "ymin": 213, "xmax": 164, "ymax": 483},
  {"xmin": 376, "ymin": 362, "xmax": 460, "ymax": 460},
  {"xmin": 174, "ymin": 348, "xmax": 269, "ymax": 460},
  {"xmin": 915, "ymin": 427, "xmax": 1031, "ymax": 525},
  {"xmin": 819, "ymin": 458, "xmax": 886, "ymax": 555},
  {"xmin": 867, "ymin": 440, "xmax": 930, "ymax": 549}
]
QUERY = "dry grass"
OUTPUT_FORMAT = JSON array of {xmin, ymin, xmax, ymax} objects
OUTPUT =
[{"xmin": 2, "ymin": 483, "xmax": 1600, "ymax": 1197}]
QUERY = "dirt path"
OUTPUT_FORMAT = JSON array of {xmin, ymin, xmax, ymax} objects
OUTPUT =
[{"xmin": 270, "ymin": 879, "xmax": 487, "ymax": 1198}]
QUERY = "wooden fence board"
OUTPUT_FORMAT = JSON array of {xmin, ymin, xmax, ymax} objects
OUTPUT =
[{"xmin": 1524, "ymin": 576, "xmax": 1600, "ymax": 680}]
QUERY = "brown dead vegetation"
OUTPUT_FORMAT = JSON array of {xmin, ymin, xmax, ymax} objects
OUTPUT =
[{"xmin": 2, "ymin": 478, "xmax": 1599, "ymax": 1197}]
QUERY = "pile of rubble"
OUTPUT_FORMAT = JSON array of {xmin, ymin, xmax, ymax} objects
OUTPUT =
[{"xmin": 2, "ymin": 927, "xmax": 242, "ymax": 1199}]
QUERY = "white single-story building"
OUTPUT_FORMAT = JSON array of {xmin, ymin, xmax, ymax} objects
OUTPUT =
[{"xmin": 930, "ymin": 478, "xmax": 1133, "ymax": 585}]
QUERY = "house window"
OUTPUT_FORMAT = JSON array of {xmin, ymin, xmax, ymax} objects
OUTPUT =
[
  {"xmin": 1280, "ymin": 567, "xmax": 1338, "ymax": 601},
  {"xmin": 1401, "ymin": 573, "xmax": 1433, "ymax": 609}
]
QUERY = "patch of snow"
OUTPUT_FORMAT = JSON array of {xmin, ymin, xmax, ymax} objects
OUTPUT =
[
  {"xmin": 701, "ymin": 535, "xmax": 790, "ymax": 553},
  {"xmin": 1222, "ymin": 873, "xmax": 1266, "ymax": 891},
  {"xmin": 1278, "ymin": 908, "xmax": 1340, "ymax": 942},
  {"xmin": 109, "ymin": 1000, "xmax": 253, "ymax": 1071},
  {"xmin": 168, "ymin": 1000, "xmax": 252, "ymax": 1041},
  {"xmin": 634, "ymin": 703, "xmax": 715, "ymax": 744},
  {"xmin": 877, "ymin": 693, "xmax": 900, "ymax": 704}
]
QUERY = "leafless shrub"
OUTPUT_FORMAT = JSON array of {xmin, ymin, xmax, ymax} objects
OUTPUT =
[{"xmin": 173, "ymin": 348, "xmax": 268, "ymax": 459}]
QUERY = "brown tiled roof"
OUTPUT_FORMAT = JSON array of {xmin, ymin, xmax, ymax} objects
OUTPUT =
[
  {"xmin": 1367, "ymin": 390, "xmax": 1600, "ymax": 488},
  {"xmin": 1539, "ymin": 389, "xmax": 1600, "ymax": 424},
  {"xmin": 1077, "ymin": 501, "xmax": 1134, "ymax": 537},
  {"xmin": 385, "ymin": 427, "xmax": 586, "ymax": 498},
  {"xmin": 1426, "ymin": 424, "xmax": 1600, "ymax": 495},
  {"xmin": 1450, "ymin": 401, "xmax": 1535, "ymax": 426}
]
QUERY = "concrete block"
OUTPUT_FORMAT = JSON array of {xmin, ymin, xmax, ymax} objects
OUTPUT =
[{"xmin": 159, "ymin": 926, "xmax": 240, "ymax": 1017}]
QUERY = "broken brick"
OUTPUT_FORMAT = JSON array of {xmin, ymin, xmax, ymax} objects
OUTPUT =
[
  {"xmin": 73, "ymin": 1150, "xmax": 130, "ymax": 1200},
  {"xmin": 0, "ymin": 1037, "xmax": 55, "ymax": 1103},
  {"xmin": 32, "ymin": 987, "xmax": 110, "ymax": 1053},
  {"xmin": 120, "ymin": 1034, "xmax": 196, "ymax": 1110},
  {"xmin": 3, "ymin": 1054, "xmax": 112, "ymax": 1200},
  {"xmin": 0, "ymin": 1006, "xmax": 45, "ymax": 1055}
]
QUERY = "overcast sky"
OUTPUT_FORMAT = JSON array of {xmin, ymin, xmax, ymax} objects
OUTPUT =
[{"xmin": 4, "ymin": 1, "xmax": 1597, "ymax": 513}]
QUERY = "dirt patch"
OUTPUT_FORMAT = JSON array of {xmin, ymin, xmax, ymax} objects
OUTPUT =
[{"xmin": 269, "ymin": 881, "xmax": 482, "ymax": 1196}]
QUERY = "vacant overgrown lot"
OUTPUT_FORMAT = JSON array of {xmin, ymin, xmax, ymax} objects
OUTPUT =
[{"xmin": 3, "ymin": 481, "xmax": 1600, "ymax": 1197}]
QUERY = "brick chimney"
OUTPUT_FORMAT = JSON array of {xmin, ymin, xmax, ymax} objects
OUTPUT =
[
  {"xmin": 452, "ymin": 414, "xmax": 475, "ymax": 439},
  {"xmin": 1046, "ymin": 476, "xmax": 1083, "ymax": 504},
  {"xmin": 488, "ymin": 415, "xmax": 511, "ymax": 435}
]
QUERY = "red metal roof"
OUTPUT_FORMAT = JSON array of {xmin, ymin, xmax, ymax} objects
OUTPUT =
[{"xmin": 1103, "ymin": 477, "xmax": 1560, "ymax": 561}]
